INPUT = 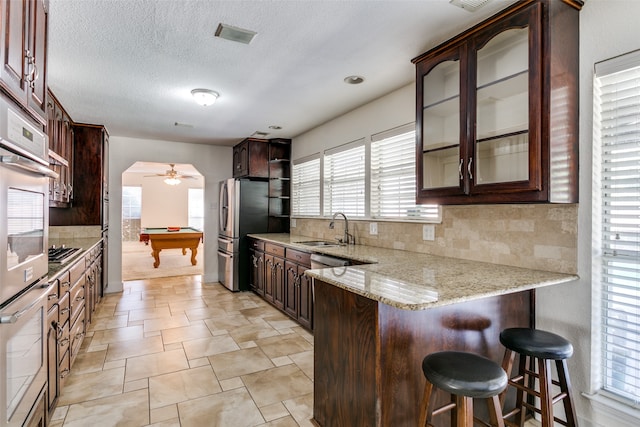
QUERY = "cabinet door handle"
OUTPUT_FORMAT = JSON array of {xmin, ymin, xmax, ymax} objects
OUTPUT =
[
  {"xmin": 48, "ymin": 293, "xmax": 58, "ymax": 300},
  {"xmin": 458, "ymin": 158, "xmax": 463, "ymax": 180},
  {"xmin": 467, "ymin": 157, "xmax": 473, "ymax": 180},
  {"xmin": 60, "ymin": 307, "xmax": 70, "ymax": 315},
  {"xmin": 60, "ymin": 368, "xmax": 70, "ymax": 379}
]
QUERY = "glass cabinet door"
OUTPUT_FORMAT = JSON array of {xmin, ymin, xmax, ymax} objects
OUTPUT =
[
  {"xmin": 418, "ymin": 46, "xmax": 466, "ymax": 196},
  {"xmin": 475, "ymin": 27, "xmax": 529, "ymax": 185}
]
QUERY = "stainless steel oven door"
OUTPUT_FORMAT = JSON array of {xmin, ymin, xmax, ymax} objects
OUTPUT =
[
  {"xmin": 0, "ymin": 149, "xmax": 55, "ymax": 305},
  {"xmin": 0, "ymin": 280, "xmax": 49, "ymax": 427}
]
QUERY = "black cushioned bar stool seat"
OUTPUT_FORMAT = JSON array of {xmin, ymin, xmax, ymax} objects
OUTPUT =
[
  {"xmin": 419, "ymin": 351, "xmax": 507, "ymax": 427},
  {"xmin": 499, "ymin": 328, "xmax": 578, "ymax": 427}
]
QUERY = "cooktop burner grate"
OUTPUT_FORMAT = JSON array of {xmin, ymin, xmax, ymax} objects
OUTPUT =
[{"xmin": 48, "ymin": 246, "xmax": 82, "ymax": 263}]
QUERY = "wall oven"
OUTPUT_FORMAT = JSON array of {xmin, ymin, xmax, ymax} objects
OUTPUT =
[
  {"xmin": 0, "ymin": 96, "xmax": 55, "ymax": 305},
  {"xmin": 0, "ymin": 95, "xmax": 55, "ymax": 426}
]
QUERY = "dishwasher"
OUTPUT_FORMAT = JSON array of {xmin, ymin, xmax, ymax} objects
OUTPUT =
[{"xmin": 310, "ymin": 253, "xmax": 351, "ymax": 269}]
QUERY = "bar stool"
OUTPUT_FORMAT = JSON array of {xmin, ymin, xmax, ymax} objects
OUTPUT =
[
  {"xmin": 419, "ymin": 351, "xmax": 507, "ymax": 427},
  {"xmin": 499, "ymin": 328, "xmax": 578, "ymax": 427}
]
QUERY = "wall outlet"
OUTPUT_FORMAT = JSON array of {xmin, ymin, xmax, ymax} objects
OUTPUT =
[
  {"xmin": 422, "ymin": 224, "xmax": 435, "ymax": 241},
  {"xmin": 291, "ymin": 218, "xmax": 296, "ymax": 228},
  {"xmin": 369, "ymin": 222, "xmax": 378, "ymax": 235}
]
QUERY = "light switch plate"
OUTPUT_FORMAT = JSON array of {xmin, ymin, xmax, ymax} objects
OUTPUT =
[
  {"xmin": 369, "ymin": 222, "xmax": 378, "ymax": 235},
  {"xmin": 291, "ymin": 218, "xmax": 297, "ymax": 228},
  {"xmin": 422, "ymin": 224, "xmax": 435, "ymax": 241}
]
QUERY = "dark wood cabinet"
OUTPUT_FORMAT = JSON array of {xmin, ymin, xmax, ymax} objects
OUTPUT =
[
  {"xmin": 251, "ymin": 240, "xmax": 314, "ymax": 330},
  {"xmin": 50, "ymin": 123, "xmax": 109, "ymax": 226},
  {"xmin": 412, "ymin": 0, "xmax": 582, "ymax": 205},
  {"xmin": 232, "ymin": 138, "xmax": 269, "ymax": 178},
  {"xmin": 248, "ymin": 239, "xmax": 265, "ymax": 296},
  {"xmin": 0, "ymin": 0, "xmax": 48, "ymax": 125},
  {"xmin": 47, "ymin": 89, "xmax": 73, "ymax": 207}
]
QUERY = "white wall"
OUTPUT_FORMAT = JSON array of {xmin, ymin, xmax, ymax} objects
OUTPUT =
[
  {"xmin": 108, "ymin": 137, "xmax": 231, "ymax": 292},
  {"xmin": 291, "ymin": 2, "xmax": 640, "ymax": 425},
  {"xmin": 122, "ymin": 171, "xmax": 204, "ymax": 228}
]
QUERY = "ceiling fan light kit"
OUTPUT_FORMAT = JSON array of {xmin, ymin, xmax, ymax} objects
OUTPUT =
[
  {"xmin": 144, "ymin": 163, "xmax": 197, "ymax": 185},
  {"xmin": 164, "ymin": 177, "xmax": 181, "ymax": 186}
]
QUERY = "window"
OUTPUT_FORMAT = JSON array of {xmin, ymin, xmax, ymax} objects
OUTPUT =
[
  {"xmin": 188, "ymin": 188, "xmax": 204, "ymax": 230},
  {"xmin": 122, "ymin": 186, "xmax": 142, "ymax": 241},
  {"xmin": 371, "ymin": 124, "xmax": 440, "ymax": 220},
  {"xmin": 593, "ymin": 50, "xmax": 640, "ymax": 405},
  {"xmin": 323, "ymin": 140, "xmax": 366, "ymax": 217},
  {"xmin": 292, "ymin": 155, "xmax": 321, "ymax": 216}
]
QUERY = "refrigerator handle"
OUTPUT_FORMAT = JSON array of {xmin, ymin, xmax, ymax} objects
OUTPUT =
[{"xmin": 219, "ymin": 182, "xmax": 228, "ymax": 232}]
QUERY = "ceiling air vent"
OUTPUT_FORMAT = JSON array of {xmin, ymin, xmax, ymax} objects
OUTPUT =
[
  {"xmin": 449, "ymin": 0, "xmax": 493, "ymax": 12},
  {"xmin": 215, "ymin": 23, "xmax": 257, "ymax": 45}
]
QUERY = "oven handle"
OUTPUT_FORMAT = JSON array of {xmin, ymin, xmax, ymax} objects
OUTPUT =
[
  {"xmin": 0, "ymin": 282, "xmax": 49, "ymax": 324},
  {"xmin": 1, "ymin": 154, "xmax": 58, "ymax": 179}
]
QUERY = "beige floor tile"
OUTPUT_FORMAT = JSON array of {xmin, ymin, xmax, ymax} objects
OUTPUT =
[
  {"xmin": 62, "ymin": 389, "xmax": 149, "ymax": 427},
  {"xmin": 242, "ymin": 364, "xmax": 314, "ymax": 407},
  {"xmin": 182, "ymin": 334, "xmax": 240, "ymax": 360},
  {"xmin": 58, "ymin": 367, "xmax": 125, "ymax": 406},
  {"xmin": 178, "ymin": 387, "xmax": 265, "ymax": 427},
  {"xmin": 204, "ymin": 313, "xmax": 253, "ymax": 331},
  {"xmin": 105, "ymin": 334, "xmax": 164, "ymax": 361},
  {"xmin": 256, "ymin": 416, "xmax": 301, "ymax": 427},
  {"xmin": 128, "ymin": 305, "xmax": 171, "ymax": 322},
  {"xmin": 219, "ymin": 376, "xmax": 244, "ymax": 391},
  {"xmin": 283, "ymin": 393, "xmax": 314, "ymax": 426},
  {"xmin": 70, "ymin": 349, "xmax": 106, "ymax": 375},
  {"xmin": 259, "ymin": 401, "xmax": 290, "ymax": 422},
  {"xmin": 184, "ymin": 306, "xmax": 227, "ymax": 321},
  {"xmin": 149, "ymin": 365, "xmax": 221, "ymax": 409},
  {"xmin": 87, "ymin": 314, "xmax": 128, "ymax": 331},
  {"xmin": 209, "ymin": 346, "xmax": 275, "ymax": 380},
  {"xmin": 256, "ymin": 333, "xmax": 314, "ymax": 359},
  {"xmin": 150, "ymin": 404, "xmax": 179, "ymax": 424},
  {"xmin": 289, "ymin": 350, "xmax": 314, "ymax": 379},
  {"xmin": 228, "ymin": 322, "xmax": 281, "ymax": 344},
  {"xmin": 125, "ymin": 348, "xmax": 189, "ymax": 382},
  {"xmin": 123, "ymin": 378, "xmax": 148, "ymax": 392},
  {"xmin": 90, "ymin": 324, "xmax": 144, "ymax": 345},
  {"xmin": 161, "ymin": 320, "xmax": 213, "ymax": 344},
  {"xmin": 148, "ymin": 418, "xmax": 181, "ymax": 427},
  {"xmin": 143, "ymin": 312, "xmax": 190, "ymax": 332}
]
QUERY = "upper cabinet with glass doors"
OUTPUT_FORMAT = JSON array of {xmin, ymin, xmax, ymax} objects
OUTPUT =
[{"xmin": 413, "ymin": 0, "xmax": 583, "ymax": 205}]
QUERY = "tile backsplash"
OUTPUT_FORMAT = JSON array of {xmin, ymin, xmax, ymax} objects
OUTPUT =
[
  {"xmin": 49, "ymin": 225, "xmax": 103, "ymax": 239},
  {"xmin": 292, "ymin": 204, "xmax": 577, "ymax": 274}
]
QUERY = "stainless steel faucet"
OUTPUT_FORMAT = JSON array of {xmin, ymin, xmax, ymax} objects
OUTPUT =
[{"xmin": 329, "ymin": 212, "xmax": 355, "ymax": 245}]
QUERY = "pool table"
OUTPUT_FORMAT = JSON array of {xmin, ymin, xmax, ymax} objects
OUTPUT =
[{"xmin": 139, "ymin": 227, "xmax": 203, "ymax": 268}]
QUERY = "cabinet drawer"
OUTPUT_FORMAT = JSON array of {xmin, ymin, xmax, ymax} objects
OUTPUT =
[
  {"xmin": 286, "ymin": 248, "xmax": 311, "ymax": 267},
  {"xmin": 59, "ymin": 349, "xmax": 70, "ymax": 388},
  {"xmin": 70, "ymin": 308, "xmax": 85, "ymax": 363},
  {"xmin": 58, "ymin": 320, "xmax": 70, "ymax": 359},
  {"xmin": 58, "ymin": 292, "xmax": 70, "ymax": 326},
  {"xmin": 265, "ymin": 243, "xmax": 285, "ymax": 257},
  {"xmin": 249, "ymin": 239, "xmax": 265, "ymax": 251},
  {"xmin": 46, "ymin": 280, "xmax": 59, "ymax": 311},
  {"xmin": 69, "ymin": 281, "xmax": 85, "ymax": 323},
  {"xmin": 58, "ymin": 271, "xmax": 72, "ymax": 294},
  {"xmin": 69, "ymin": 258, "xmax": 85, "ymax": 286}
]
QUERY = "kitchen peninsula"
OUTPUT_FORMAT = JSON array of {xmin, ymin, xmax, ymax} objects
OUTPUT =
[{"xmin": 248, "ymin": 233, "xmax": 578, "ymax": 426}]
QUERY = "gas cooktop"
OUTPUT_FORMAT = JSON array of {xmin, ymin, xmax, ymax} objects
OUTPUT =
[{"xmin": 48, "ymin": 246, "xmax": 82, "ymax": 264}]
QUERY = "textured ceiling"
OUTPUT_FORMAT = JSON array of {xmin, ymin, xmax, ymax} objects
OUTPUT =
[{"xmin": 47, "ymin": 0, "xmax": 518, "ymax": 147}]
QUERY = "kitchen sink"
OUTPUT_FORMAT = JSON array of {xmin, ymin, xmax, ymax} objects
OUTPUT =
[{"xmin": 297, "ymin": 240, "xmax": 341, "ymax": 247}]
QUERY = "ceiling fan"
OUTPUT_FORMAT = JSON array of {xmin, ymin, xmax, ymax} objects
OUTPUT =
[{"xmin": 145, "ymin": 164, "xmax": 196, "ymax": 185}]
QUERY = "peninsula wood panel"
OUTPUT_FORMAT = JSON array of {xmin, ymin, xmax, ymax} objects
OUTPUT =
[{"xmin": 313, "ymin": 280, "xmax": 532, "ymax": 427}]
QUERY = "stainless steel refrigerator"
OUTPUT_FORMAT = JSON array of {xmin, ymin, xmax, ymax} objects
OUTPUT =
[{"xmin": 217, "ymin": 178, "xmax": 269, "ymax": 291}]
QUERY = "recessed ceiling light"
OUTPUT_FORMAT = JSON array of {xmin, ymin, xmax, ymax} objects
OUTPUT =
[
  {"xmin": 344, "ymin": 75, "xmax": 365, "ymax": 85},
  {"xmin": 215, "ymin": 23, "xmax": 257, "ymax": 45},
  {"xmin": 191, "ymin": 89, "xmax": 219, "ymax": 106},
  {"xmin": 268, "ymin": 125, "xmax": 282, "ymax": 130}
]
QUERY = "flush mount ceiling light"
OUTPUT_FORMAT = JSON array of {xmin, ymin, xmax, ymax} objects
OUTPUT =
[
  {"xmin": 449, "ymin": 0, "xmax": 492, "ymax": 12},
  {"xmin": 191, "ymin": 89, "xmax": 219, "ymax": 106},
  {"xmin": 344, "ymin": 75, "xmax": 365, "ymax": 85},
  {"xmin": 215, "ymin": 23, "xmax": 257, "ymax": 45},
  {"xmin": 268, "ymin": 125, "xmax": 282, "ymax": 130}
]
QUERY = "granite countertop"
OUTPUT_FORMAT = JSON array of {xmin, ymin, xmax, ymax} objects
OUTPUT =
[
  {"xmin": 248, "ymin": 233, "xmax": 579, "ymax": 311},
  {"xmin": 48, "ymin": 236, "xmax": 103, "ymax": 279}
]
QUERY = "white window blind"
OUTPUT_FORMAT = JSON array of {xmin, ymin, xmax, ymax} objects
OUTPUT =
[
  {"xmin": 371, "ymin": 125, "xmax": 440, "ymax": 220},
  {"xmin": 324, "ymin": 141, "xmax": 366, "ymax": 216},
  {"xmin": 594, "ymin": 51, "xmax": 640, "ymax": 405},
  {"xmin": 292, "ymin": 156, "xmax": 321, "ymax": 216}
]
